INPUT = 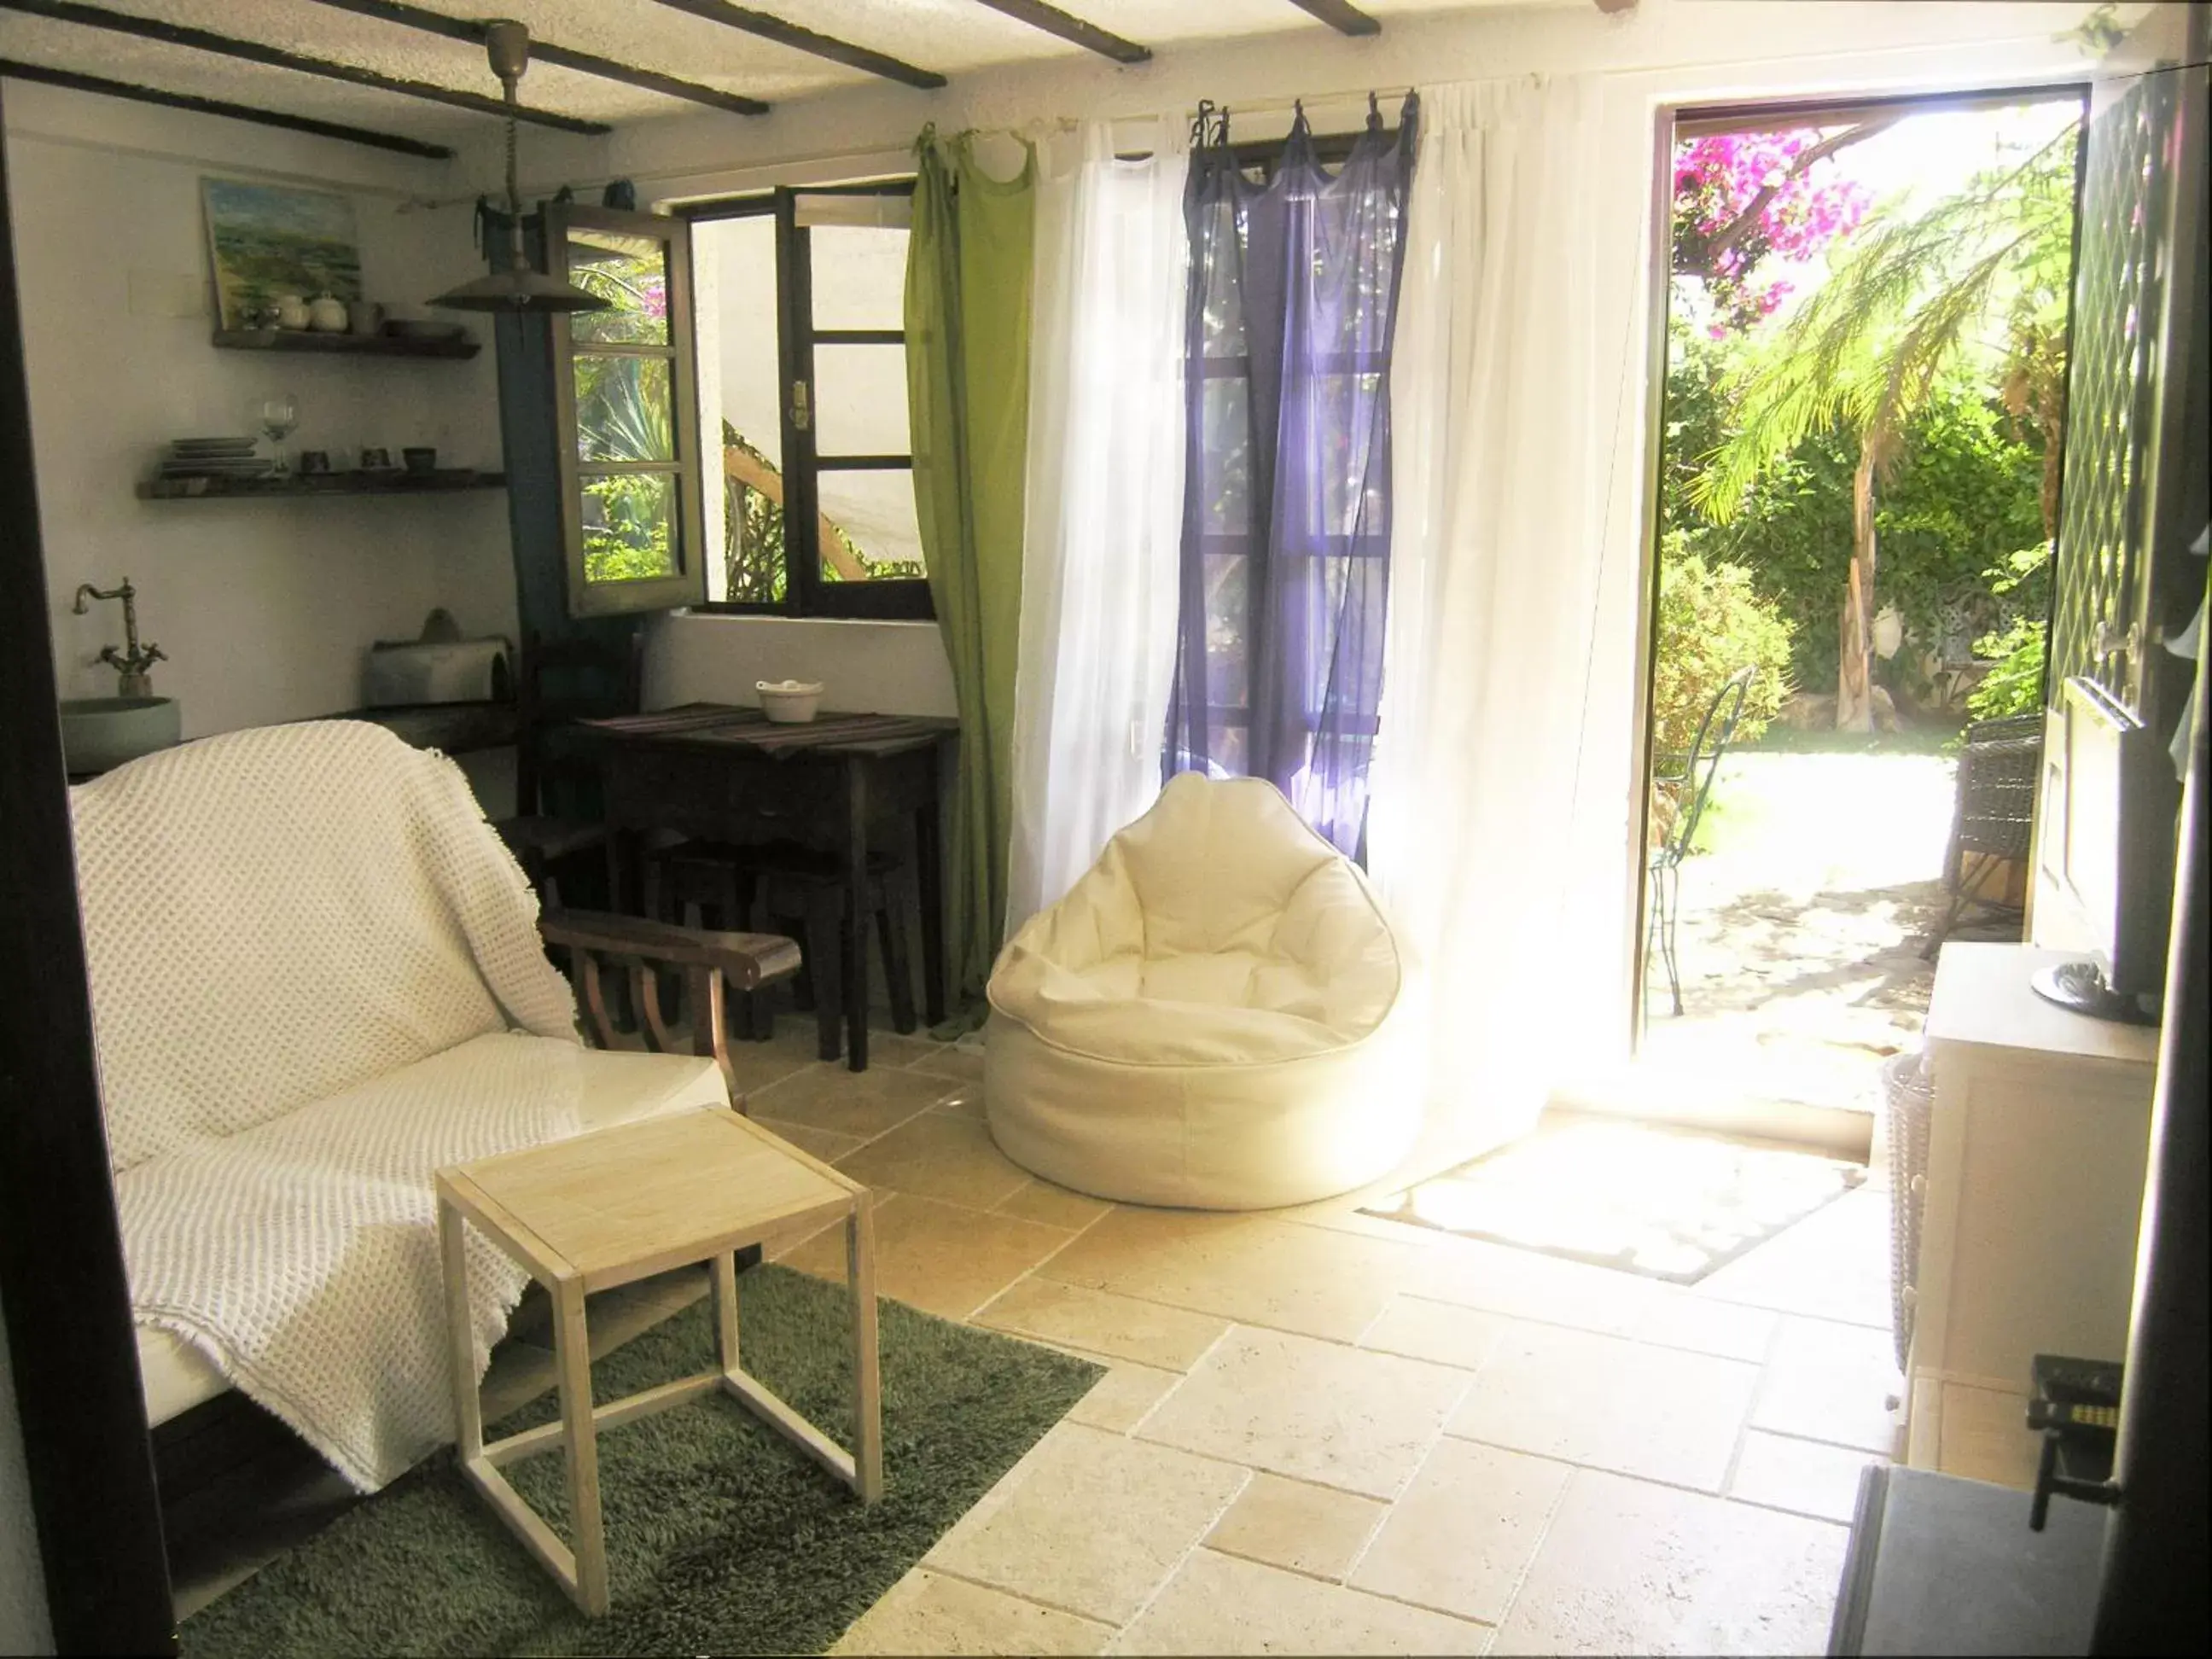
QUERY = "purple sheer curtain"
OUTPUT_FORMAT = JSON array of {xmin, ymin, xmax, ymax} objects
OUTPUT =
[{"xmin": 1165, "ymin": 96, "xmax": 1418, "ymax": 854}]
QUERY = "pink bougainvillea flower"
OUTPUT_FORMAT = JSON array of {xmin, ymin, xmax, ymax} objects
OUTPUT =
[{"xmin": 1672, "ymin": 126, "xmax": 1871, "ymax": 331}]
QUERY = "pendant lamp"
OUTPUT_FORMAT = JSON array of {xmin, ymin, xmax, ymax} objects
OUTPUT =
[{"xmin": 430, "ymin": 20, "xmax": 609, "ymax": 314}]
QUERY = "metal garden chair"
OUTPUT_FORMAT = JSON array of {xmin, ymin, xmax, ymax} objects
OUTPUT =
[{"xmin": 1646, "ymin": 666, "xmax": 1757, "ymax": 1018}]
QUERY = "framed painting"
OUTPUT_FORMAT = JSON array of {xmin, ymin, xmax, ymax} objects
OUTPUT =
[{"xmin": 201, "ymin": 178, "xmax": 364, "ymax": 329}]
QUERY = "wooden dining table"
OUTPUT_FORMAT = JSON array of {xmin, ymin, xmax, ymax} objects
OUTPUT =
[{"xmin": 575, "ymin": 704, "xmax": 959, "ymax": 1073}]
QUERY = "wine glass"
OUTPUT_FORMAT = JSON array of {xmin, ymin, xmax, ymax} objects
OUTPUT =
[{"xmin": 257, "ymin": 393, "xmax": 300, "ymax": 474}]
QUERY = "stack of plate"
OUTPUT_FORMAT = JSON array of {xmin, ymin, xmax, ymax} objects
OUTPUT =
[{"xmin": 160, "ymin": 436, "xmax": 273, "ymax": 479}]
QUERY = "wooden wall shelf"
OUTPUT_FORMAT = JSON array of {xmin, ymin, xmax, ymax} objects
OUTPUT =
[
  {"xmin": 211, "ymin": 329, "xmax": 480, "ymax": 360},
  {"xmin": 138, "ymin": 470, "xmax": 506, "ymax": 501}
]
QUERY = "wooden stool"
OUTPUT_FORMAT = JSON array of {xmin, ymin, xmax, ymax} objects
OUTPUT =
[
  {"xmin": 646, "ymin": 845, "xmax": 771, "ymax": 1040},
  {"xmin": 749, "ymin": 851, "xmax": 918, "ymax": 1063},
  {"xmin": 436, "ymin": 1110, "xmax": 882, "ymax": 1617}
]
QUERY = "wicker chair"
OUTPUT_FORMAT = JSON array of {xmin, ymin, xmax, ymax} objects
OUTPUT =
[{"xmin": 1924, "ymin": 713, "xmax": 2042, "ymax": 956}]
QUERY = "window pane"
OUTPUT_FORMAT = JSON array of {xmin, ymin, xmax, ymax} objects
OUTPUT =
[
  {"xmin": 813, "ymin": 342, "xmax": 911, "ymax": 456},
  {"xmin": 811, "ymin": 224, "xmax": 907, "ymax": 329},
  {"xmin": 567, "ymin": 227, "xmax": 670, "ymax": 346},
  {"xmin": 817, "ymin": 467, "xmax": 923, "ymax": 582},
  {"xmin": 573, "ymin": 354, "xmax": 673, "ymax": 463},
  {"xmin": 1199, "ymin": 375, "xmax": 1251, "ymax": 535},
  {"xmin": 695, "ymin": 212, "xmax": 784, "ymax": 604},
  {"xmin": 581, "ymin": 472, "xmax": 678, "ymax": 583},
  {"xmin": 1202, "ymin": 550, "xmax": 1250, "ymax": 715},
  {"xmin": 723, "ymin": 445, "xmax": 787, "ymax": 604}
]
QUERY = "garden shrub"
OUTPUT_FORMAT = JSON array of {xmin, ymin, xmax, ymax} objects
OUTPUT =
[
  {"xmin": 1660, "ymin": 323, "xmax": 2049, "ymax": 699},
  {"xmin": 1966, "ymin": 616, "xmax": 2046, "ymax": 721},
  {"xmin": 1652, "ymin": 545, "xmax": 1795, "ymax": 760}
]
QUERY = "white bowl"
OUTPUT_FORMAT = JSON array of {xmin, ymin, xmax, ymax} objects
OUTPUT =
[{"xmin": 757, "ymin": 679, "xmax": 824, "ymax": 724}]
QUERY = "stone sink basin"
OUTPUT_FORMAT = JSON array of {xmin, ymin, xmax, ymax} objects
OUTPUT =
[{"xmin": 60, "ymin": 696, "xmax": 182, "ymax": 776}]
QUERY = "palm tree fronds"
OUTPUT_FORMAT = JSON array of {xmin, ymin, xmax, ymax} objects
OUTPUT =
[{"xmin": 1692, "ymin": 114, "xmax": 2080, "ymax": 523}]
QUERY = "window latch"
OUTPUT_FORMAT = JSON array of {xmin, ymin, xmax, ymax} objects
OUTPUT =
[{"xmin": 791, "ymin": 381, "xmax": 811, "ymax": 432}]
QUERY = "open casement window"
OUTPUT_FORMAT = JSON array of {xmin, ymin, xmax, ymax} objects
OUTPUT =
[
  {"xmin": 686, "ymin": 182, "xmax": 930, "ymax": 620},
  {"xmin": 548, "ymin": 205, "xmax": 708, "ymax": 619}
]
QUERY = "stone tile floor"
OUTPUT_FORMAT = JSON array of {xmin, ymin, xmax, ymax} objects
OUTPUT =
[{"xmin": 713, "ymin": 1025, "xmax": 1961, "ymax": 1658}]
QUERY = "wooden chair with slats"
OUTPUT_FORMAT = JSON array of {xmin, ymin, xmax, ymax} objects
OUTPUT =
[{"xmin": 494, "ymin": 629, "xmax": 643, "ymax": 905}]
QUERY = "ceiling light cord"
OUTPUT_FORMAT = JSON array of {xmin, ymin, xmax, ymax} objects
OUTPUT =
[
  {"xmin": 504, "ymin": 80, "xmax": 521, "ymax": 222},
  {"xmin": 427, "ymin": 21, "xmax": 608, "ymax": 312}
]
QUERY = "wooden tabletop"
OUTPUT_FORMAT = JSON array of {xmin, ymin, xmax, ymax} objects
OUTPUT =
[
  {"xmin": 579, "ymin": 703, "xmax": 958, "ymax": 760},
  {"xmin": 439, "ymin": 1110, "xmax": 861, "ymax": 1293}
]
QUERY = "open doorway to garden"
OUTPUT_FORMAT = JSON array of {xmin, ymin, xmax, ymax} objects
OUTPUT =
[{"xmin": 1633, "ymin": 86, "xmax": 2088, "ymax": 1145}]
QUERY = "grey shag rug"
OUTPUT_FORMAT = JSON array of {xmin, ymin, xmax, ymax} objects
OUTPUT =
[{"xmin": 181, "ymin": 1266, "xmax": 1101, "ymax": 1656}]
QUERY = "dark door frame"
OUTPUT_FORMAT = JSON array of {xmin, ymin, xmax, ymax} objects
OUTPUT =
[
  {"xmin": 1625, "ymin": 78, "xmax": 2092, "ymax": 1051},
  {"xmin": 0, "ymin": 87, "xmax": 179, "ymax": 1655}
]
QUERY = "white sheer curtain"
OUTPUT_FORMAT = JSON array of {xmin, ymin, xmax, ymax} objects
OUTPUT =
[
  {"xmin": 1370, "ymin": 75, "xmax": 1622, "ymax": 1166},
  {"xmin": 1005, "ymin": 119, "xmax": 1190, "ymax": 937}
]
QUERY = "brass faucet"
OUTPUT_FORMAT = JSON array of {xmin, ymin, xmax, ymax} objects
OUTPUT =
[{"xmin": 72, "ymin": 579, "xmax": 166, "ymax": 698}]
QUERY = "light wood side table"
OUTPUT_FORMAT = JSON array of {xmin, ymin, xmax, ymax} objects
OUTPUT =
[{"xmin": 435, "ymin": 1109, "xmax": 882, "ymax": 1616}]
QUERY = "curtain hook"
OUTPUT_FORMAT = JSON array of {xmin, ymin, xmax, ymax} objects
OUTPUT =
[
  {"xmin": 1367, "ymin": 90, "xmax": 1382, "ymax": 131},
  {"xmin": 1191, "ymin": 99, "xmax": 1215, "ymax": 147}
]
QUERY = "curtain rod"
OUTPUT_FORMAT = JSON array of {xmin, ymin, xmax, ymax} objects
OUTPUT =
[{"xmin": 398, "ymin": 84, "xmax": 1424, "ymax": 211}]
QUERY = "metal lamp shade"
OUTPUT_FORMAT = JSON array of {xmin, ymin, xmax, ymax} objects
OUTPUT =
[
  {"xmin": 431, "ymin": 263, "xmax": 609, "ymax": 313},
  {"xmin": 428, "ymin": 20, "xmax": 609, "ymax": 316}
]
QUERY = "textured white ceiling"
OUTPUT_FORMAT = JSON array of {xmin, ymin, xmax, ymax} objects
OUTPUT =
[{"xmin": 0, "ymin": 1, "xmax": 1564, "ymax": 148}]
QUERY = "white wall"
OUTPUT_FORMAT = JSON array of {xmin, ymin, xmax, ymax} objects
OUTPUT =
[
  {"xmin": 3, "ymin": 82, "xmax": 514, "ymax": 740},
  {"xmin": 648, "ymin": 611, "xmax": 955, "ymax": 715},
  {"xmin": 0, "ymin": 1292, "xmax": 51, "ymax": 1656}
]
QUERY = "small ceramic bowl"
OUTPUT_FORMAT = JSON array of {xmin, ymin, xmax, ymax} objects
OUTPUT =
[{"xmin": 757, "ymin": 679, "xmax": 824, "ymax": 724}]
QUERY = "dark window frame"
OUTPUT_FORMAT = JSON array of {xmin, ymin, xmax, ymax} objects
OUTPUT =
[
  {"xmin": 547, "ymin": 202, "xmax": 709, "ymax": 619},
  {"xmin": 683, "ymin": 181, "xmax": 932, "ymax": 622}
]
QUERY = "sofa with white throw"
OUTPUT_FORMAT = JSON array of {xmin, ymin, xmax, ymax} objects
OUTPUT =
[
  {"xmin": 68, "ymin": 720, "xmax": 797, "ymax": 1492},
  {"xmin": 984, "ymin": 772, "xmax": 1419, "ymax": 1209}
]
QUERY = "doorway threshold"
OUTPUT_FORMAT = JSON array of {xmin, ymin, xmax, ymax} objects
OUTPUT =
[{"xmin": 1552, "ymin": 1056, "xmax": 1876, "ymax": 1162}]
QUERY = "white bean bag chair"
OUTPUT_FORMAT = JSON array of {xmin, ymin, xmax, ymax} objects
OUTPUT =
[{"xmin": 985, "ymin": 773, "xmax": 1420, "ymax": 1209}]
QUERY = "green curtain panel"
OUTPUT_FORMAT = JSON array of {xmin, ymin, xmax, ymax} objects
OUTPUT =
[{"xmin": 906, "ymin": 131, "xmax": 1036, "ymax": 1011}]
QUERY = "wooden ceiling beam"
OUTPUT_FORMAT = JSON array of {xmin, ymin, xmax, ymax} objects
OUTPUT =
[
  {"xmin": 1283, "ymin": 0, "xmax": 1381, "ymax": 38},
  {"xmin": 300, "ymin": 0, "xmax": 769, "ymax": 115},
  {"xmin": 0, "ymin": 55, "xmax": 453, "ymax": 155},
  {"xmin": 970, "ymin": 1, "xmax": 1150, "ymax": 64},
  {"xmin": 0, "ymin": 0, "xmax": 611, "ymax": 134},
  {"xmin": 648, "ymin": 0, "xmax": 946, "ymax": 91}
]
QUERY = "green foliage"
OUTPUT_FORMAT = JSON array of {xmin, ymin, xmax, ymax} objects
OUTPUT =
[
  {"xmin": 1692, "ymin": 117, "xmax": 2079, "ymax": 526},
  {"xmin": 719, "ymin": 423, "xmax": 925, "ymax": 601},
  {"xmin": 1662, "ymin": 322, "xmax": 2049, "ymax": 695},
  {"xmin": 2061, "ymin": 3, "xmax": 2127, "ymax": 55},
  {"xmin": 580, "ymin": 473, "xmax": 673, "ymax": 584},
  {"xmin": 723, "ymin": 423, "xmax": 788, "ymax": 604},
  {"xmin": 573, "ymin": 326, "xmax": 676, "ymax": 585},
  {"xmin": 1651, "ymin": 547, "xmax": 1795, "ymax": 760},
  {"xmin": 1966, "ymin": 616, "xmax": 2047, "ymax": 720},
  {"xmin": 847, "ymin": 550, "xmax": 927, "ymax": 582}
]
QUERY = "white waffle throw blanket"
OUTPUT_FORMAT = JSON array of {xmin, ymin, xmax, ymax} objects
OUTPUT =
[{"xmin": 71, "ymin": 721, "xmax": 583, "ymax": 1491}]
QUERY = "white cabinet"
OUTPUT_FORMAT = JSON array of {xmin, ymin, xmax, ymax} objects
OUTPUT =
[{"xmin": 1904, "ymin": 944, "xmax": 2159, "ymax": 1483}]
